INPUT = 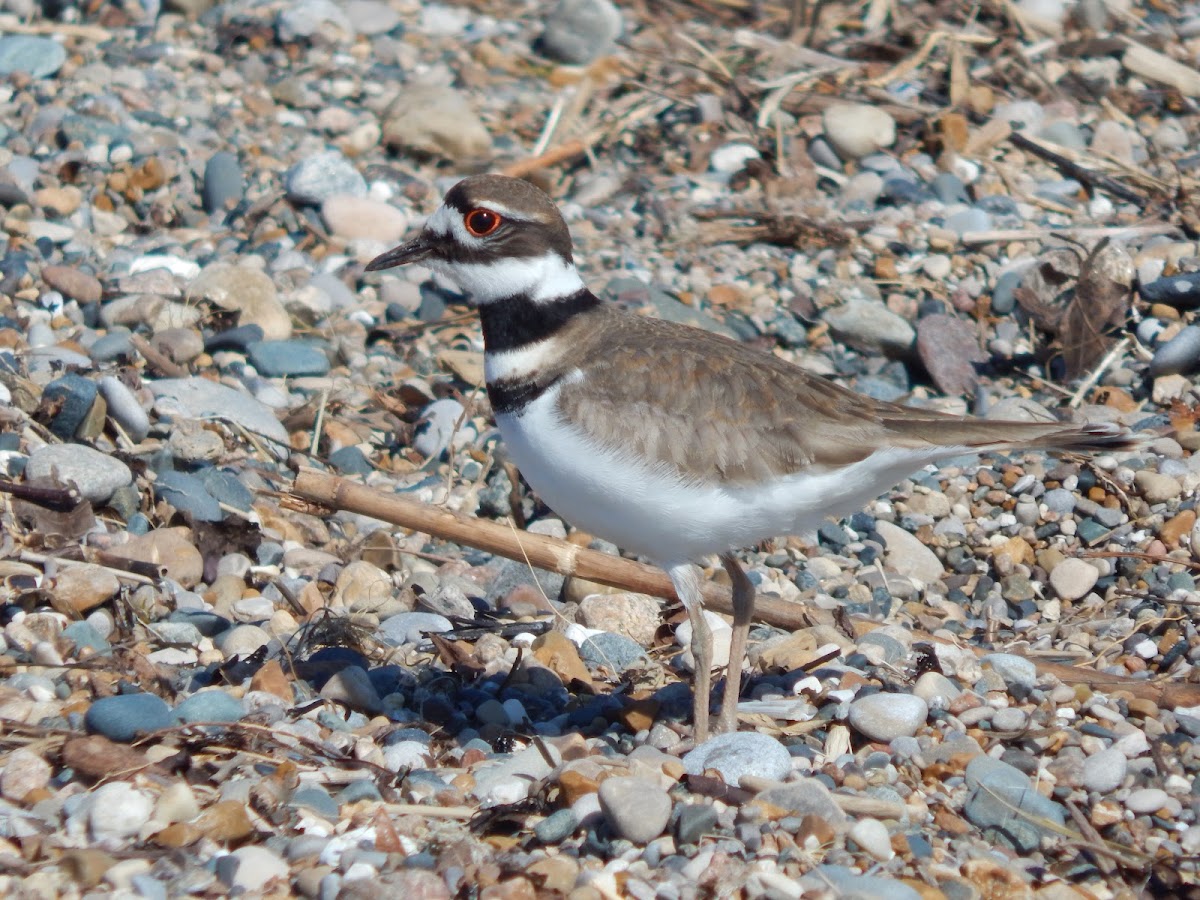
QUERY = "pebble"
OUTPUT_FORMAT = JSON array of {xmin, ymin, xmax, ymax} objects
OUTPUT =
[
  {"xmin": 683, "ymin": 732, "xmax": 791, "ymax": 785},
  {"xmin": 321, "ymin": 195, "xmax": 409, "ymax": 243},
  {"xmin": 1082, "ymin": 747, "xmax": 1127, "ymax": 793},
  {"xmin": 872, "ymin": 520, "xmax": 944, "ymax": 585},
  {"xmin": 85, "ymin": 693, "xmax": 174, "ymax": 742},
  {"xmin": 822, "ymin": 103, "xmax": 897, "ymax": 159},
  {"xmin": 202, "ymin": 151, "xmax": 245, "ymax": 214},
  {"xmin": 598, "ymin": 776, "xmax": 672, "ymax": 843},
  {"xmin": 848, "ymin": 817, "xmax": 894, "ymax": 861},
  {"xmin": 248, "ymin": 340, "xmax": 331, "ymax": 377},
  {"xmin": 89, "ymin": 782, "xmax": 155, "ymax": 844},
  {"xmin": 284, "ymin": 151, "xmax": 366, "ymax": 205},
  {"xmin": 848, "ymin": 692, "xmax": 928, "ymax": 741},
  {"xmin": 1149, "ymin": 324, "xmax": 1200, "ymax": 376},
  {"xmin": 536, "ymin": 0, "xmax": 624, "ymax": 64},
  {"xmin": 381, "ymin": 85, "xmax": 492, "ymax": 162},
  {"xmin": 25, "ymin": 443, "xmax": 132, "ymax": 504},
  {"xmin": 916, "ymin": 313, "xmax": 986, "ymax": 396},
  {"xmin": 0, "ymin": 35, "xmax": 67, "ymax": 79},
  {"xmin": 823, "ymin": 299, "xmax": 915, "ymax": 356},
  {"xmin": 1048, "ymin": 557, "xmax": 1099, "ymax": 600}
]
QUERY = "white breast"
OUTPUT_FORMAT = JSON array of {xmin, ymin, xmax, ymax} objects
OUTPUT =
[{"xmin": 495, "ymin": 383, "xmax": 960, "ymax": 567}]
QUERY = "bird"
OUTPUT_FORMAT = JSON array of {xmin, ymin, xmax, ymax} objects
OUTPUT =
[{"xmin": 366, "ymin": 174, "xmax": 1135, "ymax": 743}]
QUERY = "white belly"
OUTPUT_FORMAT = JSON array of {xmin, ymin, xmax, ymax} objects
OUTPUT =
[{"xmin": 495, "ymin": 385, "xmax": 956, "ymax": 566}]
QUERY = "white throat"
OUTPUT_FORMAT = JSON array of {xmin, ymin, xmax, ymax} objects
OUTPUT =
[{"xmin": 433, "ymin": 252, "xmax": 585, "ymax": 305}]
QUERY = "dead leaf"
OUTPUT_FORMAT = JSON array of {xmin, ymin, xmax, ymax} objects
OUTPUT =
[{"xmin": 1061, "ymin": 239, "xmax": 1133, "ymax": 379}]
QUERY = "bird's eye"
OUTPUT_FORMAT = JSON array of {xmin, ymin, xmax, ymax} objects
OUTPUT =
[{"xmin": 464, "ymin": 208, "xmax": 502, "ymax": 237}]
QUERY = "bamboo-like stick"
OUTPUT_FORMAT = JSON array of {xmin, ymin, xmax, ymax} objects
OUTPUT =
[{"xmin": 289, "ymin": 467, "xmax": 811, "ymax": 630}]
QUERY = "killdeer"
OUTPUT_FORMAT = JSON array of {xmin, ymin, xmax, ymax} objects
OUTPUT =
[{"xmin": 367, "ymin": 174, "xmax": 1134, "ymax": 742}]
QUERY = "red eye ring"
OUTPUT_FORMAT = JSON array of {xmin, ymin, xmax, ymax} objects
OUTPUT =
[{"xmin": 464, "ymin": 208, "xmax": 502, "ymax": 237}]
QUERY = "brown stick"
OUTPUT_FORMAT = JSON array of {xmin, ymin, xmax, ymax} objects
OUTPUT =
[
  {"xmin": 130, "ymin": 334, "xmax": 189, "ymax": 379},
  {"xmin": 288, "ymin": 469, "xmax": 1200, "ymax": 709},
  {"xmin": 500, "ymin": 139, "xmax": 589, "ymax": 179},
  {"xmin": 288, "ymin": 468, "xmax": 811, "ymax": 630}
]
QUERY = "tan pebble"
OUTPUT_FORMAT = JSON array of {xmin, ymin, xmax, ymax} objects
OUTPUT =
[
  {"xmin": 557, "ymin": 769, "xmax": 599, "ymax": 805},
  {"xmin": 149, "ymin": 822, "xmax": 203, "ymax": 848},
  {"xmin": 618, "ymin": 696, "xmax": 659, "ymax": 734},
  {"xmin": 0, "ymin": 747, "xmax": 51, "ymax": 802},
  {"xmin": 196, "ymin": 800, "xmax": 254, "ymax": 842},
  {"xmin": 60, "ymin": 848, "xmax": 118, "ymax": 889},
  {"xmin": 532, "ymin": 631, "xmax": 593, "ymax": 687},
  {"xmin": 41, "ymin": 264, "xmax": 102, "ymax": 303},
  {"xmin": 186, "ymin": 262, "xmax": 291, "ymax": 340},
  {"xmin": 52, "ymin": 564, "xmax": 120, "ymax": 615},
  {"xmin": 527, "ymin": 856, "xmax": 579, "ymax": 895},
  {"xmin": 103, "ymin": 527, "xmax": 203, "ymax": 588},
  {"xmin": 61, "ymin": 735, "xmax": 150, "ymax": 780},
  {"xmin": 1159, "ymin": 509, "xmax": 1195, "ymax": 547}
]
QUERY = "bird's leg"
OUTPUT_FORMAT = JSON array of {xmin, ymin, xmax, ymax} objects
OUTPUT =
[
  {"xmin": 717, "ymin": 553, "xmax": 755, "ymax": 735},
  {"xmin": 668, "ymin": 563, "xmax": 712, "ymax": 744}
]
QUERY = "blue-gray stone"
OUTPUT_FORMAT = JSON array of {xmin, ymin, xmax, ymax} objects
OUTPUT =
[
  {"xmin": 683, "ymin": 731, "xmax": 791, "ymax": 784},
  {"xmin": 580, "ymin": 632, "xmax": 647, "ymax": 672},
  {"xmin": 329, "ymin": 446, "xmax": 373, "ymax": 475},
  {"xmin": 62, "ymin": 621, "xmax": 110, "ymax": 655},
  {"xmin": 129, "ymin": 874, "xmax": 167, "ymax": 900},
  {"xmin": 535, "ymin": 808, "xmax": 578, "ymax": 843},
  {"xmin": 88, "ymin": 331, "xmax": 134, "ymax": 364},
  {"xmin": 802, "ymin": 866, "xmax": 922, "ymax": 900},
  {"xmin": 675, "ymin": 803, "xmax": 719, "ymax": 845},
  {"xmin": 290, "ymin": 785, "xmax": 340, "ymax": 819},
  {"xmin": 1141, "ymin": 271, "xmax": 1200, "ymax": 309},
  {"xmin": 1076, "ymin": 518, "xmax": 1110, "ymax": 544},
  {"xmin": 196, "ymin": 467, "xmax": 254, "ymax": 511},
  {"xmin": 1043, "ymin": 488, "xmax": 1076, "ymax": 515},
  {"xmin": 931, "ymin": 172, "xmax": 968, "ymax": 204},
  {"xmin": 205, "ymin": 325, "xmax": 265, "ymax": 353},
  {"xmin": 85, "ymin": 693, "xmax": 173, "ymax": 742},
  {"xmin": 945, "ymin": 207, "xmax": 992, "ymax": 238},
  {"xmin": 202, "ymin": 151, "xmax": 245, "ymax": 214},
  {"xmin": 153, "ymin": 470, "xmax": 223, "ymax": 522},
  {"xmin": 247, "ymin": 340, "xmax": 331, "ymax": 377},
  {"xmin": 284, "ymin": 151, "xmax": 366, "ymax": 206},
  {"xmin": 1150, "ymin": 325, "xmax": 1200, "ymax": 377},
  {"xmin": 1039, "ymin": 121, "xmax": 1087, "ymax": 149},
  {"xmin": 150, "ymin": 621, "xmax": 204, "ymax": 645},
  {"xmin": 174, "ymin": 691, "xmax": 246, "ymax": 724},
  {"xmin": 339, "ymin": 780, "xmax": 382, "ymax": 804},
  {"xmin": 858, "ymin": 632, "xmax": 906, "ymax": 664},
  {"xmin": 963, "ymin": 754, "xmax": 1066, "ymax": 852},
  {"xmin": 167, "ymin": 609, "xmax": 232, "ymax": 638},
  {"xmin": 0, "ymin": 36, "xmax": 67, "ymax": 79},
  {"xmin": 992, "ymin": 270, "xmax": 1023, "ymax": 315},
  {"xmin": 982, "ymin": 653, "xmax": 1037, "ymax": 692},
  {"xmin": 257, "ymin": 542, "xmax": 285, "ymax": 567},
  {"xmin": 42, "ymin": 375, "xmax": 97, "ymax": 441},
  {"xmin": 379, "ymin": 611, "xmax": 453, "ymax": 646}
]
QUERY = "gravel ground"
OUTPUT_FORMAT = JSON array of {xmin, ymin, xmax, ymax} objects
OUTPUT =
[{"xmin": 1, "ymin": 0, "xmax": 1200, "ymax": 897}]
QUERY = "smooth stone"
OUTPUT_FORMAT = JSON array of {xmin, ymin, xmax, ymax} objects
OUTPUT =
[
  {"xmin": 223, "ymin": 845, "xmax": 289, "ymax": 893},
  {"xmin": 53, "ymin": 565, "xmax": 121, "ymax": 615},
  {"xmin": 579, "ymin": 632, "xmax": 648, "ymax": 672},
  {"xmin": 344, "ymin": 0, "xmax": 401, "ymax": 34},
  {"xmin": 99, "ymin": 376, "xmax": 150, "ymax": 443},
  {"xmin": 289, "ymin": 786, "xmax": 340, "ymax": 819},
  {"xmin": 379, "ymin": 611, "xmax": 452, "ymax": 646},
  {"xmin": 683, "ymin": 732, "xmax": 791, "ymax": 785},
  {"xmin": 153, "ymin": 471, "xmax": 224, "ymax": 522},
  {"xmin": 912, "ymin": 672, "xmax": 963, "ymax": 706},
  {"xmin": 0, "ymin": 748, "xmax": 51, "ymax": 802},
  {"xmin": 412, "ymin": 398, "xmax": 472, "ymax": 458},
  {"xmin": 41, "ymin": 264, "xmax": 102, "ymax": 303},
  {"xmin": 535, "ymin": 808, "xmax": 578, "ymax": 843},
  {"xmin": 945, "ymin": 207, "xmax": 992, "ymax": 238},
  {"xmin": 472, "ymin": 744, "xmax": 563, "ymax": 805},
  {"xmin": 1048, "ymin": 558, "xmax": 1100, "ymax": 600},
  {"xmin": 216, "ymin": 624, "xmax": 272, "ymax": 657},
  {"xmin": 149, "ymin": 378, "xmax": 289, "ymax": 453},
  {"xmin": 916, "ymin": 314, "xmax": 986, "ymax": 396},
  {"xmin": 873, "ymin": 520, "xmax": 944, "ymax": 585},
  {"xmin": 710, "ymin": 142, "xmax": 760, "ymax": 175},
  {"xmin": 822, "ymin": 103, "xmax": 897, "ymax": 159},
  {"xmin": 25, "ymin": 443, "xmax": 132, "ymax": 504},
  {"xmin": 1125, "ymin": 787, "xmax": 1170, "ymax": 815},
  {"xmin": 753, "ymin": 779, "xmax": 848, "ymax": 830},
  {"xmin": 577, "ymin": 592, "xmax": 661, "ymax": 646},
  {"xmin": 247, "ymin": 340, "xmax": 330, "ymax": 377},
  {"xmin": 1082, "ymin": 747, "xmax": 1127, "ymax": 793},
  {"xmin": 105, "ymin": 527, "xmax": 203, "ymax": 587},
  {"xmin": 186, "ymin": 262, "xmax": 291, "ymax": 341},
  {"xmin": 535, "ymin": 0, "xmax": 623, "ymax": 64},
  {"xmin": 1134, "ymin": 469, "xmax": 1182, "ymax": 503},
  {"xmin": 823, "ymin": 299, "xmax": 915, "ymax": 356},
  {"xmin": 85, "ymin": 693, "xmax": 174, "ymax": 742},
  {"xmin": 801, "ymin": 866, "xmax": 921, "ymax": 900},
  {"xmin": 42, "ymin": 374, "xmax": 98, "ymax": 441},
  {"xmin": 321, "ymin": 195, "xmax": 408, "ymax": 243},
  {"xmin": 174, "ymin": 691, "xmax": 246, "ymax": 724},
  {"xmin": 320, "ymin": 666, "xmax": 383, "ymax": 714},
  {"xmin": 675, "ymin": 803, "xmax": 719, "ymax": 845},
  {"xmin": 848, "ymin": 817, "xmax": 894, "ymax": 861},
  {"xmin": 202, "ymin": 151, "xmax": 245, "ymax": 214},
  {"xmin": 848, "ymin": 693, "xmax": 928, "ymax": 741},
  {"xmin": 1147, "ymin": 324, "xmax": 1200, "ymax": 376},
  {"xmin": 88, "ymin": 782, "xmax": 155, "ymax": 843},
  {"xmin": 381, "ymin": 84, "xmax": 492, "ymax": 163},
  {"xmin": 197, "ymin": 468, "xmax": 253, "ymax": 512},
  {"xmin": 0, "ymin": 35, "xmax": 66, "ymax": 78},
  {"xmin": 963, "ymin": 755, "xmax": 1066, "ymax": 852},
  {"xmin": 284, "ymin": 151, "xmax": 366, "ymax": 205},
  {"xmin": 598, "ymin": 776, "xmax": 672, "ymax": 843},
  {"xmin": 982, "ymin": 653, "xmax": 1037, "ymax": 692}
]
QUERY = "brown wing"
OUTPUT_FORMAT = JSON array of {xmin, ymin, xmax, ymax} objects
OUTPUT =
[{"xmin": 554, "ymin": 308, "xmax": 1132, "ymax": 484}]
